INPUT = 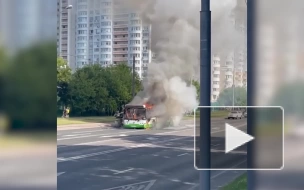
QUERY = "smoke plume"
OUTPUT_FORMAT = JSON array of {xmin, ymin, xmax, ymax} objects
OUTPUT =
[{"xmin": 123, "ymin": 0, "xmax": 244, "ymax": 127}]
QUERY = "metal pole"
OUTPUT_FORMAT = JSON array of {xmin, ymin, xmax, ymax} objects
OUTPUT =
[
  {"xmin": 232, "ymin": 51, "xmax": 235, "ymax": 108},
  {"xmin": 132, "ymin": 55, "xmax": 135, "ymax": 98},
  {"xmin": 199, "ymin": 0, "xmax": 211, "ymax": 189},
  {"xmin": 247, "ymin": 0, "xmax": 256, "ymax": 189}
]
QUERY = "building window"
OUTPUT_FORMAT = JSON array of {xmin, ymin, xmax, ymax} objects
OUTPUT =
[
  {"xmin": 95, "ymin": 16, "xmax": 100, "ymax": 22},
  {"xmin": 131, "ymin": 20, "xmax": 140, "ymax": 25},
  {"xmin": 77, "ymin": 49, "xmax": 86, "ymax": 53},
  {"xmin": 77, "ymin": 36, "xmax": 87, "ymax": 41},
  {"xmin": 131, "ymin": 13, "xmax": 137, "ymax": 18},
  {"xmin": 130, "ymin": 40, "xmax": 140, "ymax": 45},
  {"xmin": 78, "ymin": 5, "xmax": 87, "ymax": 9},
  {"xmin": 78, "ymin": 17, "xmax": 87, "ymax": 22},
  {"xmin": 131, "ymin": 33, "xmax": 140, "ymax": 38},
  {"xmin": 79, "ymin": 11, "xmax": 87, "ymax": 16},
  {"xmin": 78, "ymin": 30, "xmax": 87, "ymax": 35},
  {"xmin": 132, "ymin": 47, "xmax": 140, "ymax": 51}
]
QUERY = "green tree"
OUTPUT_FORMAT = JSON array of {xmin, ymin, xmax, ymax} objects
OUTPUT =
[
  {"xmin": 57, "ymin": 57, "xmax": 72, "ymax": 111},
  {"xmin": 191, "ymin": 80, "xmax": 200, "ymax": 101},
  {"xmin": 69, "ymin": 64, "xmax": 109, "ymax": 116},
  {"xmin": 2, "ymin": 42, "xmax": 56, "ymax": 130},
  {"xmin": 68, "ymin": 63, "xmax": 142, "ymax": 116},
  {"xmin": 217, "ymin": 87, "xmax": 247, "ymax": 106}
]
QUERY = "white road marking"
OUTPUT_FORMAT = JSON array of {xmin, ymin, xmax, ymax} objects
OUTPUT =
[
  {"xmin": 177, "ymin": 153, "xmax": 188, "ymax": 157},
  {"xmin": 57, "ymin": 172, "xmax": 65, "ymax": 177},
  {"xmin": 102, "ymin": 180, "xmax": 156, "ymax": 190},
  {"xmin": 119, "ymin": 134, "xmax": 127, "ymax": 137},
  {"xmin": 171, "ymin": 179, "xmax": 181, "ymax": 182},
  {"xmin": 63, "ymin": 134, "xmax": 79, "ymax": 137},
  {"xmin": 58, "ymin": 125, "xmax": 243, "ymax": 149},
  {"xmin": 210, "ymin": 160, "xmax": 246, "ymax": 179},
  {"xmin": 58, "ymin": 130, "xmax": 139, "ymax": 141},
  {"xmin": 57, "ymin": 136, "xmax": 191, "ymax": 162},
  {"xmin": 101, "ymin": 135, "xmax": 113, "ymax": 138},
  {"xmin": 147, "ymin": 137, "xmax": 158, "ymax": 140},
  {"xmin": 113, "ymin": 168, "xmax": 134, "ymax": 175},
  {"xmin": 183, "ymin": 182, "xmax": 196, "ymax": 185},
  {"xmin": 58, "ymin": 128, "xmax": 194, "ymax": 148},
  {"xmin": 72, "ymin": 129, "xmax": 113, "ymax": 133}
]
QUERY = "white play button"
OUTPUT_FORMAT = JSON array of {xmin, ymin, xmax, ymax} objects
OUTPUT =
[{"xmin": 225, "ymin": 123, "xmax": 254, "ymax": 153}]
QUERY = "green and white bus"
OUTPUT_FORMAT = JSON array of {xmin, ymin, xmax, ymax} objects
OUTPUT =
[{"xmin": 117, "ymin": 104, "xmax": 157, "ymax": 129}]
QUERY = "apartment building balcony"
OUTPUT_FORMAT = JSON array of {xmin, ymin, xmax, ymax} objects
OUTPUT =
[
  {"xmin": 213, "ymin": 63, "xmax": 221, "ymax": 68},
  {"xmin": 130, "ymin": 36, "xmax": 141, "ymax": 40},
  {"xmin": 212, "ymin": 77, "xmax": 220, "ymax": 82},
  {"xmin": 113, "ymin": 51, "xmax": 128, "ymax": 54},
  {"xmin": 226, "ymin": 78, "xmax": 233, "ymax": 82},
  {"xmin": 113, "ymin": 24, "xmax": 128, "ymax": 28},
  {"xmin": 113, "ymin": 30, "xmax": 128, "ymax": 35},
  {"xmin": 61, "ymin": 15, "xmax": 68, "ymax": 19},
  {"xmin": 113, "ymin": 44, "xmax": 128, "ymax": 48},
  {"xmin": 225, "ymin": 70, "xmax": 233, "ymax": 75},
  {"xmin": 213, "ymin": 70, "xmax": 220, "ymax": 75},
  {"xmin": 212, "ymin": 91, "xmax": 220, "ymax": 96},
  {"xmin": 113, "ymin": 17, "xmax": 128, "ymax": 22},
  {"xmin": 113, "ymin": 57, "xmax": 128, "ymax": 62},
  {"xmin": 113, "ymin": 37, "xmax": 128, "ymax": 42},
  {"xmin": 129, "ymin": 49, "xmax": 141, "ymax": 53},
  {"xmin": 212, "ymin": 84, "xmax": 220, "ymax": 89}
]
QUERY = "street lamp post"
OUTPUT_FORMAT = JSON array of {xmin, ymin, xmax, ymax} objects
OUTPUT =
[
  {"xmin": 232, "ymin": 51, "xmax": 235, "ymax": 108},
  {"xmin": 200, "ymin": 0, "xmax": 211, "ymax": 190},
  {"xmin": 132, "ymin": 55, "xmax": 135, "ymax": 98}
]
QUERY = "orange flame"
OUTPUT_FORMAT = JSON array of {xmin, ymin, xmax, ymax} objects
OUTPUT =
[{"xmin": 144, "ymin": 103, "xmax": 153, "ymax": 110}]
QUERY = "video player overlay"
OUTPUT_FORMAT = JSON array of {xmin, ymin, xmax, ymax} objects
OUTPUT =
[{"xmin": 195, "ymin": 106, "xmax": 284, "ymax": 170}]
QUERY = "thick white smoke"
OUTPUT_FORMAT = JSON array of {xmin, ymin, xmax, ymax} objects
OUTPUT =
[{"xmin": 124, "ymin": 0, "xmax": 243, "ymax": 127}]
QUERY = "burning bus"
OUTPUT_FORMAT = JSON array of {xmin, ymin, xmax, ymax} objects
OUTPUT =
[{"xmin": 115, "ymin": 103, "xmax": 157, "ymax": 129}]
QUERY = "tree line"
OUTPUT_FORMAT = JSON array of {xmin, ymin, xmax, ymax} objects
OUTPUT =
[{"xmin": 57, "ymin": 57, "xmax": 142, "ymax": 117}]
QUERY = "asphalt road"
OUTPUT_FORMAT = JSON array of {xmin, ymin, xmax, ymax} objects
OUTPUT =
[{"xmin": 57, "ymin": 118, "xmax": 247, "ymax": 190}]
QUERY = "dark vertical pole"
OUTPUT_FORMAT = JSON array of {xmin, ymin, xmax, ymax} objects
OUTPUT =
[
  {"xmin": 247, "ymin": 0, "xmax": 255, "ymax": 189},
  {"xmin": 200, "ymin": 0, "xmax": 211, "ymax": 190},
  {"xmin": 132, "ymin": 55, "xmax": 135, "ymax": 98}
]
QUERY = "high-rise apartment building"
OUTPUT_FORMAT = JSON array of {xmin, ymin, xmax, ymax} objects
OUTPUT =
[
  {"xmin": 211, "ymin": 55, "xmax": 221, "ymax": 102},
  {"xmin": 73, "ymin": 0, "xmax": 151, "ymax": 78},
  {"xmin": 57, "ymin": 0, "xmax": 77, "ymax": 70},
  {"xmin": 210, "ymin": 0, "xmax": 247, "ymax": 102}
]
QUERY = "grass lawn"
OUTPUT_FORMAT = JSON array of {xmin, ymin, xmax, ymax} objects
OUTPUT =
[
  {"xmin": 0, "ymin": 133, "xmax": 54, "ymax": 148},
  {"xmin": 57, "ymin": 116, "xmax": 116, "ymax": 126},
  {"xmin": 184, "ymin": 110, "xmax": 229, "ymax": 119},
  {"xmin": 221, "ymin": 174, "xmax": 247, "ymax": 190}
]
